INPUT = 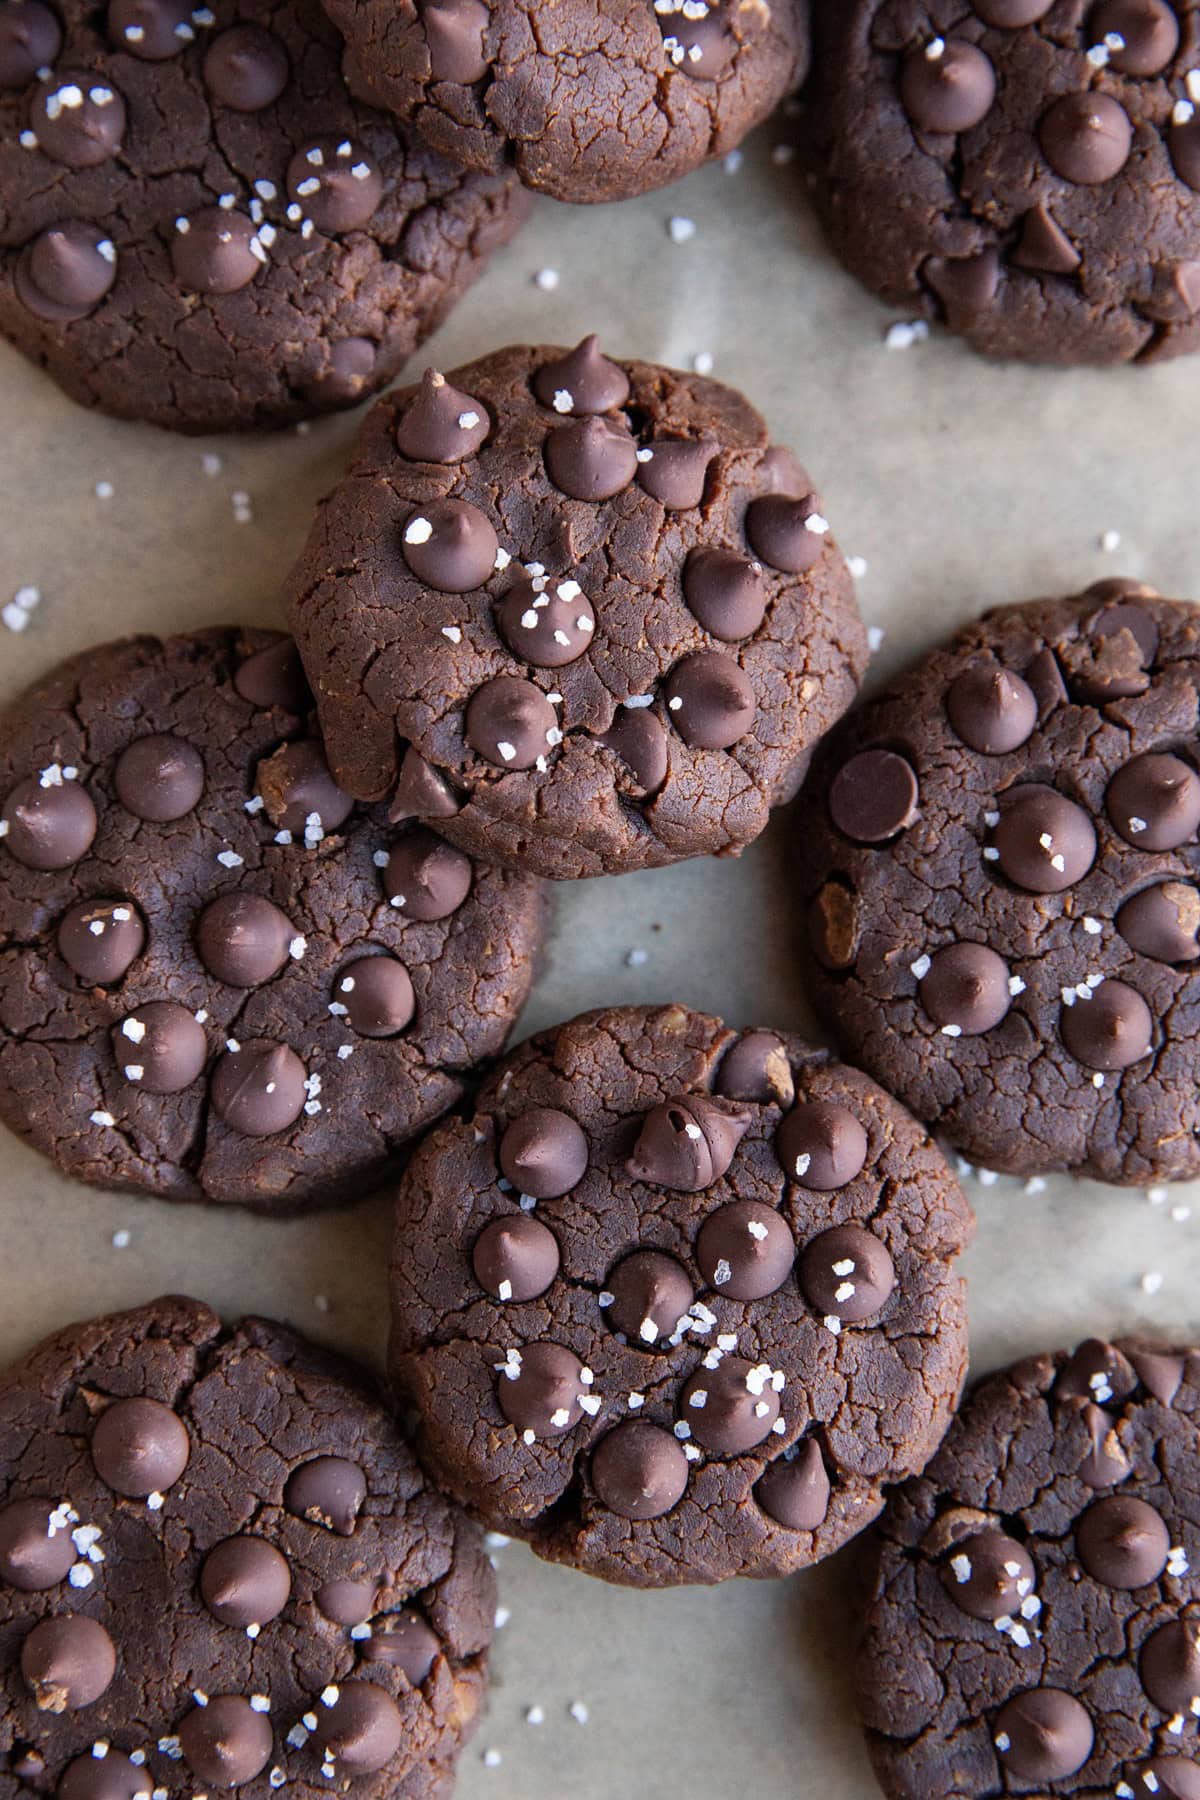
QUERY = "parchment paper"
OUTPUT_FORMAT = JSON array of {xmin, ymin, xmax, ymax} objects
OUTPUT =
[{"xmin": 2, "ymin": 121, "xmax": 1199, "ymax": 1799}]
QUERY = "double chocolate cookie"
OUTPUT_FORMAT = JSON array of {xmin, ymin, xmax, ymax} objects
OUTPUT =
[
  {"xmin": 0, "ymin": 0, "xmax": 525, "ymax": 432},
  {"xmin": 285, "ymin": 341, "xmax": 866, "ymax": 880},
  {"xmin": 860, "ymin": 1336, "xmax": 1200, "ymax": 1800},
  {"xmin": 799, "ymin": 583, "xmax": 1200, "ymax": 1185},
  {"xmin": 0, "ymin": 629, "xmax": 545, "ymax": 1211},
  {"xmin": 0, "ymin": 1297, "xmax": 493, "ymax": 1800},
  {"xmin": 815, "ymin": 1, "xmax": 1200, "ymax": 365},
  {"xmin": 319, "ymin": 0, "xmax": 812, "ymax": 204},
  {"xmin": 388, "ymin": 1004, "xmax": 974, "ymax": 1587}
]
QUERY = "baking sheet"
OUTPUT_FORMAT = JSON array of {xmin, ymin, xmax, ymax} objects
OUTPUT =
[{"xmin": 3, "ymin": 118, "xmax": 1200, "ymax": 1799}]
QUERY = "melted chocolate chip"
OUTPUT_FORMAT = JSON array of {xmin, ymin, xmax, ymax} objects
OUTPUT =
[
  {"xmin": 945, "ymin": 662, "xmax": 1037, "ymax": 755},
  {"xmin": 496, "ymin": 575, "xmax": 596, "ymax": 667},
  {"xmin": 15, "ymin": 222, "xmax": 117, "ymax": 321},
  {"xmin": 0, "ymin": 1, "xmax": 61, "ymax": 88},
  {"xmin": 1077, "ymin": 1493, "xmax": 1170, "ymax": 1587},
  {"xmin": 466, "ymin": 676, "xmax": 559, "ymax": 769},
  {"xmin": 1140, "ymin": 1618, "xmax": 1200, "ymax": 1713},
  {"xmin": 309, "ymin": 1682, "xmax": 403, "ymax": 1774},
  {"xmin": 335, "ymin": 956, "xmax": 415, "ymax": 1037},
  {"xmin": 172, "ymin": 210, "xmax": 265, "ymax": 295},
  {"xmin": 1090, "ymin": 0, "xmax": 1179, "ymax": 76},
  {"xmin": 286, "ymin": 138, "xmax": 383, "ymax": 234},
  {"xmin": 179, "ymin": 1696, "xmax": 273, "ymax": 1786},
  {"xmin": 58, "ymin": 1751, "xmax": 151, "ymax": 1800},
  {"xmin": 256, "ymin": 740, "xmax": 353, "ymax": 834},
  {"xmin": 919, "ymin": 942, "xmax": 1013, "ymax": 1035},
  {"xmin": 495, "ymin": 1342, "xmax": 585, "ymax": 1435},
  {"xmin": 636, "ymin": 439, "xmax": 713, "ymax": 510},
  {"xmin": 1060, "ymin": 979, "xmax": 1153, "ymax": 1071},
  {"xmin": 993, "ymin": 1688, "xmax": 1094, "ymax": 1781},
  {"xmin": 714, "ymin": 1031, "xmax": 794, "ymax": 1107},
  {"xmin": 992, "ymin": 784, "xmax": 1096, "ymax": 892},
  {"xmin": 234, "ymin": 639, "xmax": 311, "ymax": 713},
  {"xmin": 284, "ymin": 1457, "xmax": 366, "ymax": 1535},
  {"xmin": 544, "ymin": 416, "xmax": 638, "ymax": 501},
  {"xmin": 626, "ymin": 1095, "xmax": 749, "ymax": 1190},
  {"xmin": 316, "ymin": 1578, "xmax": 376, "ymax": 1625},
  {"xmin": 598, "ymin": 707, "xmax": 669, "ymax": 795},
  {"xmin": 2, "ymin": 773, "xmax": 97, "ymax": 869},
  {"xmin": 21, "ymin": 1613, "xmax": 116, "ymax": 1711},
  {"xmin": 421, "ymin": 0, "xmax": 489, "ymax": 82},
  {"xmin": 108, "ymin": 0, "xmax": 192, "ymax": 59},
  {"xmin": 1107, "ymin": 754, "xmax": 1200, "ymax": 851},
  {"xmin": 900, "ymin": 38, "xmax": 995, "ymax": 135},
  {"xmin": 32, "ymin": 72, "xmax": 126, "ymax": 167},
  {"xmin": 372, "ymin": 1611, "xmax": 440, "ymax": 1683},
  {"xmin": 743, "ymin": 493, "xmax": 827, "ymax": 573},
  {"xmin": 940, "ymin": 1529, "xmax": 1035, "ymax": 1621},
  {"xmin": 0, "ymin": 1498, "xmax": 78, "ymax": 1590},
  {"xmin": 1040, "ymin": 92, "xmax": 1132, "ymax": 185},
  {"xmin": 388, "ymin": 747, "xmax": 460, "ymax": 822}
]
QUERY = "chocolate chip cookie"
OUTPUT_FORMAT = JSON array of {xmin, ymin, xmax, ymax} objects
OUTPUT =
[
  {"xmin": 0, "ymin": 0, "xmax": 525, "ymax": 433},
  {"xmin": 0, "ymin": 1296, "xmax": 493, "ymax": 1800},
  {"xmin": 0, "ymin": 629, "xmax": 545, "ymax": 1211},
  {"xmin": 860, "ymin": 1335, "xmax": 1200, "ymax": 1799},
  {"xmin": 285, "ymin": 341, "xmax": 866, "ymax": 880},
  {"xmin": 318, "ymin": 0, "xmax": 811, "ymax": 204},
  {"xmin": 815, "ymin": 1, "xmax": 1200, "ymax": 365},
  {"xmin": 799, "ymin": 582, "xmax": 1200, "ymax": 1186},
  {"xmin": 387, "ymin": 1003, "xmax": 973, "ymax": 1587}
]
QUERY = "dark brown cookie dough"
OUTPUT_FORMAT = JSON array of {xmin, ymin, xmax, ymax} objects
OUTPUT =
[
  {"xmin": 0, "ymin": 629, "xmax": 546, "ymax": 1212},
  {"xmin": 860, "ymin": 1335, "xmax": 1200, "ymax": 1800},
  {"xmin": 814, "ymin": 1, "xmax": 1200, "ymax": 365},
  {"xmin": 285, "ymin": 341, "xmax": 866, "ymax": 880},
  {"xmin": 387, "ymin": 1003, "xmax": 974, "ymax": 1587},
  {"xmin": 0, "ymin": 1296, "xmax": 493, "ymax": 1800},
  {"xmin": 797, "ymin": 582, "xmax": 1200, "ymax": 1186},
  {"xmin": 318, "ymin": 0, "xmax": 811, "ymax": 205},
  {"xmin": 0, "ymin": 0, "xmax": 526, "ymax": 433}
]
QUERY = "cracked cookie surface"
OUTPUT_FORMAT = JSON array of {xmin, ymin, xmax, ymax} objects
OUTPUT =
[
  {"xmin": 0, "ymin": 628, "xmax": 546, "ymax": 1212},
  {"xmin": 0, "ymin": 0, "xmax": 526, "ymax": 433},
  {"xmin": 318, "ymin": 0, "xmax": 811, "ymax": 204},
  {"xmin": 860, "ymin": 1335, "xmax": 1200, "ymax": 1800},
  {"xmin": 0, "ymin": 1296, "xmax": 493, "ymax": 1800},
  {"xmin": 388, "ymin": 1003, "xmax": 973, "ymax": 1587},
  {"xmin": 797, "ymin": 582, "xmax": 1200, "ymax": 1185},
  {"xmin": 814, "ymin": 0, "xmax": 1200, "ymax": 365},
  {"xmin": 284, "ymin": 341, "xmax": 866, "ymax": 880}
]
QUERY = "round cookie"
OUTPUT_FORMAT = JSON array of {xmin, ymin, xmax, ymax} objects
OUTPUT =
[
  {"xmin": 0, "ymin": 1296, "xmax": 493, "ymax": 1800},
  {"xmin": 318, "ymin": 0, "xmax": 812, "ymax": 205},
  {"xmin": 0, "ymin": 629, "xmax": 545, "ymax": 1211},
  {"xmin": 859, "ymin": 1335, "xmax": 1200, "ymax": 1799},
  {"xmin": 815, "ymin": 2, "xmax": 1200, "ymax": 365},
  {"xmin": 388, "ymin": 1003, "xmax": 974, "ymax": 1586},
  {"xmin": 285, "ymin": 342, "xmax": 867, "ymax": 880},
  {"xmin": 0, "ymin": 0, "xmax": 525, "ymax": 433},
  {"xmin": 798, "ymin": 583, "xmax": 1200, "ymax": 1185}
]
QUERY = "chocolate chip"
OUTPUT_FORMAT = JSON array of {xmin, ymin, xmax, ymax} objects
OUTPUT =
[
  {"xmin": 1077, "ymin": 1403, "xmax": 1131, "ymax": 1487},
  {"xmin": 679, "ymin": 1355, "xmax": 781, "ymax": 1454},
  {"xmin": 591, "ymin": 1422, "xmax": 689, "ymax": 1520},
  {"xmin": 401, "ymin": 500, "xmax": 498, "ymax": 592},
  {"xmin": 196, "ymin": 894, "xmax": 294, "ymax": 988},
  {"xmin": 682, "ymin": 548, "xmax": 767, "ymax": 642},
  {"xmin": 316, "ymin": 1578, "xmax": 376, "ymax": 1625},
  {"xmin": 1026, "ymin": 645, "xmax": 1068, "ymax": 719},
  {"xmin": 115, "ymin": 733, "xmax": 204, "ymax": 822},
  {"xmin": 0, "ymin": 1498, "xmax": 78, "ymax": 1590},
  {"xmin": 1140, "ymin": 1618, "xmax": 1200, "ymax": 1713},
  {"xmin": 57, "ymin": 898, "xmax": 145, "ymax": 985},
  {"xmin": 992, "ymin": 784, "xmax": 1096, "ymax": 892},
  {"xmin": 172, "ymin": 209, "xmax": 265, "ymax": 295},
  {"xmin": 532, "ymin": 336, "xmax": 629, "ymax": 415},
  {"xmin": 696, "ymin": 1199, "xmax": 795, "ymax": 1300},
  {"xmin": 972, "ymin": 0, "xmax": 1052, "ymax": 20},
  {"xmin": 919, "ymin": 942, "xmax": 1013, "ymax": 1035},
  {"xmin": 828, "ymin": 749, "xmax": 919, "ymax": 843},
  {"xmin": 388, "ymin": 747, "xmax": 460, "ymax": 822},
  {"xmin": 496, "ymin": 574, "xmax": 596, "ymax": 667},
  {"xmin": 776, "ymin": 1101, "xmax": 867, "ymax": 1189},
  {"xmin": 926, "ymin": 248, "xmax": 1001, "ymax": 318},
  {"xmin": 945, "ymin": 662, "xmax": 1037, "ymax": 755},
  {"xmin": 108, "ymin": 0, "xmax": 191, "ymax": 59},
  {"xmin": 335, "ymin": 956, "xmax": 415, "ymax": 1038},
  {"xmin": 284, "ymin": 1457, "xmax": 366, "ymax": 1535},
  {"xmin": 310, "ymin": 1681, "xmax": 403, "ymax": 1775},
  {"xmin": 304, "ymin": 338, "xmax": 378, "ymax": 410},
  {"xmin": 211, "ymin": 1041, "xmax": 308, "ymax": 1137},
  {"xmin": 1040, "ymin": 91, "xmax": 1132, "ymax": 185},
  {"xmin": 900, "ymin": 38, "xmax": 995, "ymax": 135},
  {"xmin": 597, "ymin": 707, "xmax": 669, "ymax": 796},
  {"xmin": 544, "ymin": 415, "xmax": 638, "ymax": 501},
  {"xmin": 21, "ymin": 1613, "xmax": 116, "ymax": 1712},
  {"xmin": 395, "ymin": 369, "xmax": 489, "ymax": 463},
  {"xmin": 754, "ymin": 1440, "xmax": 830, "ymax": 1531},
  {"xmin": 1011, "ymin": 203, "xmax": 1081, "ymax": 275},
  {"xmin": 179, "ymin": 1695, "xmax": 274, "ymax": 1786},
  {"xmin": 472, "ymin": 1214, "xmax": 560, "ymax": 1302},
  {"xmin": 234, "ymin": 639, "xmax": 311, "ymax": 713},
  {"xmin": 665, "ymin": 651, "xmax": 755, "ymax": 750},
  {"xmin": 743, "ymin": 493, "xmax": 827, "ymax": 574},
  {"xmin": 202, "ymin": 24, "xmax": 289, "ymax": 109},
  {"xmin": 32, "ymin": 72, "xmax": 126, "ymax": 166},
  {"xmin": 604, "ymin": 1250, "xmax": 694, "ymax": 1346},
  {"xmin": 1090, "ymin": 0, "xmax": 1179, "ymax": 75},
  {"xmin": 495, "ymin": 1341, "xmax": 585, "ymax": 1435},
  {"xmin": 1107, "ymin": 753, "xmax": 1200, "ymax": 851},
  {"xmin": 371, "ymin": 1611, "xmax": 440, "ymax": 1684},
  {"xmin": 993, "ymin": 1688, "xmax": 1094, "ymax": 1780},
  {"xmin": 799, "ymin": 1223, "xmax": 895, "ymax": 1324},
  {"xmin": 1129, "ymin": 1348, "xmax": 1186, "ymax": 1405},
  {"xmin": 1057, "ymin": 1337, "xmax": 1136, "ymax": 1404},
  {"xmin": 714, "ymin": 1031, "xmax": 794, "ymax": 1107},
  {"xmin": 0, "ymin": 1, "xmax": 62, "ymax": 88},
  {"xmin": 15, "ymin": 221, "xmax": 118, "ymax": 321},
  {"xmin": 200, "ymin": 1536, "xmax": 292, "ymax": 1628},
  {"xmin": 1131, "ymin": 1758, "xmax": 1200, "ymax": 1799},
  {"xmin": 1171, "ymin": 114, "xmax": 1200, "ymax": 191},
  {"xmin": 1077, "ymin": 1493, "xmax": 1170, "ymax": 1587},
  {"xmin": 91, "ymin": 1396, "xmax": 190, "ymax": 1497},
  {"xmin": 58, "ymin": 1751, "xmax": 151, "ymax": 1800},
  {"xmin": 256, "ymin": 739, "xmax": 353, "ymax": 834},
  {"xmin": 466, "ymin": 676, "xmax": 559, "ymax": 770},
  {"xmin": 286, "ymin": 138, "xmax": 383, "ymax": 234},
  {"xmin": 382, "ymin": 830, "xmax": 472, "ymax": 919},
  {"xmin": 498, "ymin": 1106, "xmax": 588, "ymax": 1198},
  {"xmin": 636, "ymin": 439, "xmax": 713, "ymax": 510},
  {"xmin": 626, "ymin": 1095, "xmax": 749, "ymax": 1190},
  {"xmin": 658, "ymin": 4, "xmax": 735, "ymax": 78},
  {"xmin": 1061, "ymin": 979, "xmax": 1153, "ymax": 1071},
  {"xmin": 2, "ymin": 773, "xmax": 97, "ymax": 869},
  {"xmin": 112, "ymin": 1001, "xmax": 207, "ymax": 1094},
  {"xmin": 940, "ymin": 1529, "xmax": 1035, "ymax": 1621},
  {"xmin": 422, "ymin": 0, "xmax": 489, "ymax": 82}
]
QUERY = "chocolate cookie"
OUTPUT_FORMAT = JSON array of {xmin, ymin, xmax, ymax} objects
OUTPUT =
[
  {"xmin": 815, "ymin": 2, "xmax": 1200, "ymax": 365},
  {"xmin": 0, "ymin": 629, "xmax": 545, "ymax": 1211},
  {"xmin": 798, "ymin": 582, "xmax": 1200, "ymax": 1186},
  {"xmin": 0, "ymin": 0, "xmax": 525, "ymax": 433},
  {"xmin": 318, "ymin": 0, "xmax": 811, "ymax": 205},
  {"xmin": 860, "ymin": 1335, "xmax": 1200, "ymax": 1799},
  {"xmin": 285, "ymin": 342, "xmax": 866, "ymax": 880},
  {"xmin": 0, "ymin": 1296, "xmax": 493, "ymax": 1800},
  {"xmin": 387, "ymin": 1003, "xmax": 974, "ymax": 1587}
]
